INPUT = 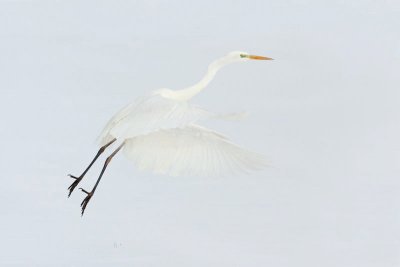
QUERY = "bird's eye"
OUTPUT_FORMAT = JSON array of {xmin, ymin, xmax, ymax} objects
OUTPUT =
[{"xmin": 240, "ymin": 54, "xmax": 247, "ymax": 58}]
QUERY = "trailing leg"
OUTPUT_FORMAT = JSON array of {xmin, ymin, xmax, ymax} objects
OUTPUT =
[
  {"xmin": 67, "ymin": 138, "xmax": 116, "ymax": 197},
  {"xmin": 79, "ymin": 141, "xmax": 125, "ymax": 216}
]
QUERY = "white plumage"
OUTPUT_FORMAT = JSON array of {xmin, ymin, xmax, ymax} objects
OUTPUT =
[
  {"xmin": 123, "ymin": 124, "xmax": 266, "ymax": 177},
  {"xmin": 68, "ymin": 51, "xmax": 273, "ymax": 215}
]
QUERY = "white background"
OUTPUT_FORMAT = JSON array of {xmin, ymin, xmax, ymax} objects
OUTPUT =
[{"xmin": 0, "ymin": 0, "xmax": 399, "ymax": 266}]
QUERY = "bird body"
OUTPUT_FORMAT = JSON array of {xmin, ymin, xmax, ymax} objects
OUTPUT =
[
  {"xmin": 98, "ymin": 93, "xmax": 210, "ymax": 145},
  {"xmin": 68, "ymin": 51, "xmax": 273, "ymax": 215},
  {"xmin": 98, "ymin": 51, "xmax": 272, "ymax": 176}
]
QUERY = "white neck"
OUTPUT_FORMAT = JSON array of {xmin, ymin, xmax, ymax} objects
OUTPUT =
[{"xmin": 173, "ymin": 55, "xmax": 236, "ymax": 101}]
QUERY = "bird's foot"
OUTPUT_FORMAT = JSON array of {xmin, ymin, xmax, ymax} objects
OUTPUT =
[
  {"xmin": 67, "ymin": 174, "xmax": 83, "ymax": 197},
  {"xmin": 79, "ymin": 188, "xmax": 94, "ymax": 216}
]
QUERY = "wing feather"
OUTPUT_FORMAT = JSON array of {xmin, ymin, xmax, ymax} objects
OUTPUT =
[
  {"xmin": 123, "ymin": 124, "xmax": 267, "ymax": 177},
  {"xmin": 98, "ymin": 94, "xmax": 213, "ymax": 146}
]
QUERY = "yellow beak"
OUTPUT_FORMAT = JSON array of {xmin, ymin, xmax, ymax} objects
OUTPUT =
[{"xmin": 248, "ymin": 55, "xmax": 273, "ymax": 60}]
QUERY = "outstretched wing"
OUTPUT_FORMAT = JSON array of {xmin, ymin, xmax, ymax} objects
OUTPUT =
[
  {"xmin": 123, "ymin": 124, "xmax": 267, "ymax": 177},
  {"xmin": 98, "ymin": 94, "xmax": 213, "ymax": 146}
]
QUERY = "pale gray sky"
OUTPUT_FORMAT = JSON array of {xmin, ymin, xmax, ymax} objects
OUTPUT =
[{"xmin": 0, "ymin": 0, "xmax": 399, "ymax": 266}]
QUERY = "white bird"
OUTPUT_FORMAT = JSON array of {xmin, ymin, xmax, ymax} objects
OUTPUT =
[{"xmin": 68, "ymin": 51, "xmax": 273, "ymax": 215}]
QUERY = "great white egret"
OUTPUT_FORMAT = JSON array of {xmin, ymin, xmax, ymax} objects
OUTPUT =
[{"xmin": 68, "ymin": 51, "xmax": 273, "ymax": 215}]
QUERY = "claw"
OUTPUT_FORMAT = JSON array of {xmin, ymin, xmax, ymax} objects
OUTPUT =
[
  {"xmin": 67, "ymin": 175, "xmax": 82, "ymax": 197},
  {"xmin": 79, "ymin": 189, "xmax": 93, "ymax": 216},
  {"xmin": 79, "ymin": 188, "xmax": 91, "ymax": 195},
  {"xmin": 68, "ymin": 174, "xmax": 79, "ymax": 180}
]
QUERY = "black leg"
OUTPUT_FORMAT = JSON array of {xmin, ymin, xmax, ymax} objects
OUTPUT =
[
  {"xmin": 68, "ymin": 138, "xmax": 116, "ymax": 197},
  {"xmin": 79, "ymin": 141, "xmax": 125, "ymax": 216}
]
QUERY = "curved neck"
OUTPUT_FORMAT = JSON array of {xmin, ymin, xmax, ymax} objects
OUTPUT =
[{"xmin": 174, "ymin": 56, "xmax": 234, "ymax": 101}]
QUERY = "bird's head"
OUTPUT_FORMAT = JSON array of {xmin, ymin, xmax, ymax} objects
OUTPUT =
[{"xmin": 227, "ymin": 51, "xmax": 273, "ymax": 62}]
